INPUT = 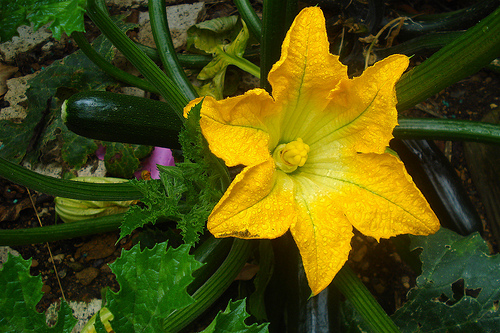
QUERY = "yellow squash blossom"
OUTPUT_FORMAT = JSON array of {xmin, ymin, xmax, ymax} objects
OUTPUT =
[{"xmin": 185, "ymin": 7, "xmax": 440, "ymax": 295}]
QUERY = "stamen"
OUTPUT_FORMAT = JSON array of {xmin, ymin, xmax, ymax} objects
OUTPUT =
[{"xmin": 273, "ymin": 138, "xmax": 310, "ymax": 173}]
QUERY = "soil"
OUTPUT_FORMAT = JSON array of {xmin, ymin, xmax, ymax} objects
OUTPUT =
[{"xmin": 0, "ymin": 0, "xmax": 499, "ymax": 330}]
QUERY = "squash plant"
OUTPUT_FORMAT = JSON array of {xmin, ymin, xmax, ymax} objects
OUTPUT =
[{"xmin": 1, "ymin": 0, "xmax": 500, "ymax": 332}]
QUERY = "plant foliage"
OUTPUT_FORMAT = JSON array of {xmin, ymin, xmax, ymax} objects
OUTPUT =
[
  {"xmin": 392, "ymin": 228, "xmax": 500, "ymax": 332},
  {"xmin": 0, "ymin": 0, "xmax": 86, "ymax": 42}
]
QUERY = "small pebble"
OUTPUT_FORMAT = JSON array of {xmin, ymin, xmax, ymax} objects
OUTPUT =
[
  {"xmin": 48, "ymin": 253, "xmax": 65, "ymax": 264},
  {"xmin": 100, "ymin": 264, "xmax": 112, "ymax": 274},
  {"xmin": 401, "ymin": 276, "xmax": 410, "ymax": 289},
  {"xmin": 41, "ymin": 284, "xmax": 51, "ymax": 293},
  {"xmin": 352, "ymin": 245, "xmax": 367, "ymax": 262},
  {"xmin": 58, "ymin": 269, "xmax": 67, "ymax": 279},
  {"xmin": 93, "ymin": 259, "xmax": 104, "ymax": 268},
  {"xmin": 31, "ymin": 259, "xmax": 39, "ymax": 268},
  {"xmin": 374, "ymin": 283, "xmax": 386, "ymax": 294},
  {"xmin": 75, "ymin": 267, "xmax": 100, "ymax": 286}
]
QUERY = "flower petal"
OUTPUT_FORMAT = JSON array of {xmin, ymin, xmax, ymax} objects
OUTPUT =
[
  {"xmin": 199, "ymin": 90, "xmax": 280, "ymax": 167},
  {"xmin": 290, "ymin": 176, "xmax": 353, "ymax": 295},
  {"xmin": 305, "ymin": 54, "xmax": 409, "ymax": 160},
  {"xmin": 299, "ymin": 153, "xmax": 440, "ymax": 240},
  {"xmin": 268, "ymin": 7, "xmax": 348, "ymax": 143},
  {"xmin": 208, "ymin": 158, "xmax": 296, "ymax": 239}
]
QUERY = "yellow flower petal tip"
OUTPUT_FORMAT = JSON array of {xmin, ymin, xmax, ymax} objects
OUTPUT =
[{"xmin": 197, "ymin": 7, "xmax": 439, "ymax": 295}]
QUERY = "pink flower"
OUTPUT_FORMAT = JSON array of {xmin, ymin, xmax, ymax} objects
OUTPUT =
[{"xmin": 134, "ymin": 147, "xmax": 175, "ymax": 180}]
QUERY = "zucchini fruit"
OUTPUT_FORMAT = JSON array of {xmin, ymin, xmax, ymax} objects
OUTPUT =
[{"xmin": 62, "ymin": 91, "xmax": 183, "ymax": 149}]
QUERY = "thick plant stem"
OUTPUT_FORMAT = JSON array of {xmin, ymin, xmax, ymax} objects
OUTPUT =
[
  {"xmin": 87, "ymin": 0, "xmax": 188, "ymax": 118},
  {"xmin": 396, "ymin": 5, "xmax": 500, "ymax": 111},
  {"xmin": 0, "ymin": 158, "xmax": 143, "ymax": 201},
  {"xmin": 260, "ymin": 0, "xmax": 288, "ymax": 91},
  {"xmin": 0, "ymin": 213, "xmax": 126, "ymax": 246},
  {"xmin": 163, "ymin": 239, "xmax": 252, "ymax": 332},
  {"xmin": 394, "ymin": 118, "xmax": 500, "ymax": 144},
  {"xmin": 149, "ymin": 0, "xmax": 198, "ymax": 100},
  {"xmin": 234, "ymin": 0, "xmax": 262, "ymax": 42},
  {"xmin": 71, "ymin": 32, "xmax": 159, "ymax": 94},
  {"xmin": 333, "ymin": 265, "xmax": 401, "ymax": 333}
]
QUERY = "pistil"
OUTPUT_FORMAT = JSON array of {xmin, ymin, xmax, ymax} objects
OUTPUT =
[{"xmin": 273, "ymin": 138, "xmax": 310, "ymax": 173}]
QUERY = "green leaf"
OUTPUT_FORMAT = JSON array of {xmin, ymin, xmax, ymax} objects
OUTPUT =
[
  {"xmin": 187, "ymin": 16, "xmax": 240, "ymax": 54},
  {"xmin": 118, "ymin": 101, "xmax": 224, "ymax": 245},
  {"xmin": 0, "ymin": 253, "xmax": 77, "ymax": 332},
  {"xmin": 159, "ymin": 163, "xmax": 218, "ymax": 245},
  {"xmin": 61, "ymin": 129, "xmax": 99, "ymax": 169},
  {"xmin": 0, "ymin": 15, "xmax": 134, "ymax": 165},
  {"xmin": 188, "ymin": 17, "xmax": 253, "ymax": 99},
  {"xmin": 119, "ymin": 163, "xmax": 218, "ymax": 245},
  {"xmin": 392, "ymin": 228, "xmax": 500, "ymax": 332},
  {"xmin": 201, "ymin": 299, "xmax": 269, "ymax": 333},
  {"xmin": 197, "ymin": 20, "xmax": 249, "ymax": 80},
  {"xmin": 0, "ymin": 0, "xmax": 86, "ymax": 42},
  {"xmin": 119, "ymin": 178, "xmax": 180, "ymax": 241},
  {"xmin": 105, "ymin": 242, "xmax": 203, "ymax": 332},
  {"xmin": 102, "ymin": 142, "xmax": 152, "ymax": 178},
  {"xmin": 180, "ymin": 99, "xmax": 231, "ymax": 191}
]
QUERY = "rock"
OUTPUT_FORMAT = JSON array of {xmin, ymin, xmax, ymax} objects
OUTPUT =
[
  {"xmin": 76, "ymin": 158, "xmax": 107, "ymax": 178},
  {"xmin": 75, "ymin": 267, "xmax": 100, "ymax": 286},
  {"xmin": 0, "ymin": 63, "xmax": 18, "ymax": 95},
  {"xmin": 0, "ymin": 24, "xmax": 52, "ymax": 62},
  {"xmin": 401, "ymin": 276, "xmax": 410, "ymax": 289},
  {"xmin": 0, "ymin": 246, "xmax": 20, "ymax": 270},
  {"xmin": 352, "ymin": 244, "xmax": 367, "ymax": 262},
  {"xmin": 107, "ymin": 0, "xmax": 148, "ymax": 7},
  {"xmin": 58, "ymin": 268, "xmax": 67, "ymax": 279},
  {"xmin": 48, "ymin": 253, "xmax": 65, "ymax": 264},
  {"xmin": 66, "ymin": 261, "xmax": 85, "ymax": 272},
  {"xmin": 1, "ymin": 73, "xmax": 37, "ymax": 122},
  {"xmin": 374, "ymin": 283, "xmax": 386, "ymax": 294},
  {"xmin": 41, "ymin": 284, "xmax": 51, "ymax": 293},
  {"xmin": 100, "ymin": 263, "xmax": 112, "ymax": 274},
  {"xmin": 137, "ymin": 2, "xmax": 205, "ymax": 49},
  {"xmin": 46, "ymin": 299, "xmax": 104, "ymax": 333},
  {"xmin": 75, "ymin": 233, "xmax": 118, "ymax": 261}
]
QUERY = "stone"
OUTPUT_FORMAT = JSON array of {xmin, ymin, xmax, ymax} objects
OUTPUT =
[
  {"xmin": 1, "ymin": 73, "xmax": 37, "ymax": 122},
  {"xmin": 75, "ymin": 233, "xmax": 118, "ymax": 261},
  {"xmin": 137, "ymin": 2, "xmax": 205, "ymax": 50},
  {"xmin": 0, "ymin": 246, "xmax": 20, "ymax": 270},
  {"xmin": 75, "ymin": 267, "xmax": 100, "ymax": 286},
  {"xmin": 0, "ymin": 25, "xmax": 52, "ymax": 62}
]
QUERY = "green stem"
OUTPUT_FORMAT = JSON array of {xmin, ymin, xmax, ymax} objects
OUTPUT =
[
  {"xmin": 396, "ymin": 5, "xmax": 500, "ymax": 111},
  {"xmin": 220, "ymin": 52, "xmax": 261, "ymax": 78},
  {"xmin": 71, "ymin": 32, "xmax": 159, "ymax": 94},
  {"xmin": 0, "ymin": 213, "xmax": 126, "ymax": 246},
  {"xmin": 260, "ymin": 0, "xmax": 289, "ymax": 91},
  {"xmin": 333, "ymin": 265, "xmax": 401, "ymax": 333},
  {"xmin": 149, "ymin": 0, "xmax": 198, "ymax": 100},
  {"xmin": 234, "ymin": 0, "xmax": 262, "ymax": 42},
  {"xmin": 164, "ymin": 239, "xmax": 251, "ymax": 332},
  {"xmin": 86, "ymin": 0, "xmax": 188, "ymax": 118},
  {"xmin": 0, "ymin": 158, "xmax": 143, "ymax": 201},
  {"xmin": 375, "ymin": 31, "xmax": 463, "ymax": 58},
  {"xmin": 394, "ymin": 118, "xmax": 500, "ymax": 144}
]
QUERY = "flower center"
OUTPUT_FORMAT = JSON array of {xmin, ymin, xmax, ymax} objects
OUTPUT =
[{"xmin": 273, "ymin": 138, "xmax": 310, "ymax": 173}]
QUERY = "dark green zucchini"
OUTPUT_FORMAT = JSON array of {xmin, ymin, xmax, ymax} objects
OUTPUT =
[
  {"xmin": 390, "ymin": 139, "xmax": 483, "ymax": 236},
  {"xmin": 62, "ymin": 91, "xmax": 183, "ymax": 149}
]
